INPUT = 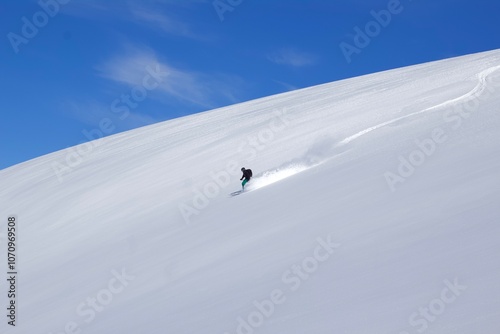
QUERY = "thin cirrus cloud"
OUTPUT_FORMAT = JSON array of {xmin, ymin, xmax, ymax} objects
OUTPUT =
[
  {"xmin": 62, "ymin": 1, "xmax": 203, "ymax": 40},
  {"xmin": 267, "ymin": 48, "xmax": 317, "ymax": 67},
  {"xmin": 129, "ymin": 7, "xmax": 200, "ymax": 40},
  {"xmin": 96, "ymin": 48, "xmax": 243, "ymax": 109}
]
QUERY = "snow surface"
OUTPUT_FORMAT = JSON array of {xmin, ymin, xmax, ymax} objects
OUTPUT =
[{"xmin": 1, "ymin": 50, "xmax": 500, "ymax": 334}]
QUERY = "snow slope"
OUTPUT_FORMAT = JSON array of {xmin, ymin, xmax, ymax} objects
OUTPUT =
[{"xmin": 1, "ymin": 49, "xmax": 500, "ymax": 334}]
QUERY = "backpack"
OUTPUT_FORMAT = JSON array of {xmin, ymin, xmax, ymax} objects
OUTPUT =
[{"xmin": 247, "ymin": 169, "xmax": 253, "ymax": 177}]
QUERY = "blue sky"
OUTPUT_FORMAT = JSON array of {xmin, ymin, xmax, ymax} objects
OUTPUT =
[{"xmin": 1, "ymin": 0, "xmax": 499, "ymax": 169}]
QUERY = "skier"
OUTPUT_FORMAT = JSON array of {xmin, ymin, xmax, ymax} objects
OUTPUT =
[{"xmin": 240, "ymin": 167, "xmax": 253, "ymax": 190}]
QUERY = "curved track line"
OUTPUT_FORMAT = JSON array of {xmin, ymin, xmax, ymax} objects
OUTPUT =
[
  {"xmin": 422, "ymin": 65, "xmax": 500, "ymax": 112},
  {"xmin": 339, "ymin": 65, "xmax": 500, "ymax": 145}
]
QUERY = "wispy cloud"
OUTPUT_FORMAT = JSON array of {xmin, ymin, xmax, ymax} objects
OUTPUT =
[
  {"xmin": 97, "ymin": 46, "xmax": 244, "ymax": 109},
  {"xmin": 62, "ymin": 0, "xmax": 204, "ymax": 40},
  {"xmin": 267, "ymin": 48, "xmax": 317, "ymax": 67},
  {"xmin": 129, "ymin": 7, "xmax": 200, "ymax": 40}
]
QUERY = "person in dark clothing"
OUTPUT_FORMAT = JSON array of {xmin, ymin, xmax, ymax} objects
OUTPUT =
[{"xmin": 240, "ymin": 167, "xmax": 252, "ymax": 189}]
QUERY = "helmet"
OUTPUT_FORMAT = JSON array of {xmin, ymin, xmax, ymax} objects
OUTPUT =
[{"xmin": 241, "ymin": 167, "xmax": 245, "ymax": 171}]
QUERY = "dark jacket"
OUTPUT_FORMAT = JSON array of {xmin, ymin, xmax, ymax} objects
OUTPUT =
[{"xmin": 240, "ymin": 169, "xmax": 252, "ymax": 181}]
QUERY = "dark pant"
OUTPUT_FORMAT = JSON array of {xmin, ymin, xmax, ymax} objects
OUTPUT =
[{"xmin": 242, "ymin": 178, "xmax": 250, "ymax": 188}]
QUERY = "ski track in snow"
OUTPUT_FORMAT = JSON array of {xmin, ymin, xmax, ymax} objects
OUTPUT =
[
  {"xmin": 339, "ymin": 65, "xmax": 500, "ymax": 145},
  {"xmin": 245, "ymin": 164, "xmax": 310, "ymax": 192},
  {"xmin": 264, "ymin": 65, "xmax": 500, "ymax": 184},
  {"xmin": 195, "ymin": 63, "xmax": 500, "ymax": 191}
]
